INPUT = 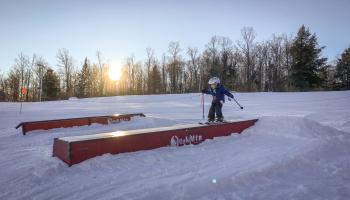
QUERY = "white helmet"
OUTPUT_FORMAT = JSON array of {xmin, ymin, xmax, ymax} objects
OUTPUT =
[{"xmin": 208, "ymin": 77, "xmax": 220, "ymax": 85}]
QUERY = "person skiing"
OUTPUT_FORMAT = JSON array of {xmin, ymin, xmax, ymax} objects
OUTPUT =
[{"xmin": 201, "ymin": 77, "xmax": 234, "ymax": 122}]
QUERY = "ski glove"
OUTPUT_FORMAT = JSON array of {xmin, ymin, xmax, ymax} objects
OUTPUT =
[{"xmin": 201, "ymin": 88, "xmax": 208, "ymax": 93}]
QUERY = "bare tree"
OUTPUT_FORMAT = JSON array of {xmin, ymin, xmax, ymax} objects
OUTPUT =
[
  {"xmin": 161, "ymin": 54, "xmax": 168, "ymax": 93},
  {"xmin": 167, "ymin": 42, "xmax": 182, "ymax": 93},
  {"xmin": 237, "ymin": 27, "xmax": 257, "ymax": 91},
  {"xmin": 57, "ymin": 48, "xmax": 74, "ymax": 98},
  {"xmin": 96, "ymin": 51, "xmax": 106, "ymax": 96},
  {"xmin": 205, "ymin": 36, "xmax": 221, "ymax": 77},
  {"xmin": 268, "ymin": 35, "xmax": 285, "ymax": 91},
  {"xmin": 133, "ymin": 62, "xmax": 144, "ymax": 94},
  {"xmin": 145, "ymin": 48, "xmax": 156, "ymax": 94},
  {"xmin": 33, "ymin": 56, "xmax": 48, "ymax": 101},
  {"xmin": 13, "ymin": 53, "xmax": 32, "ymax": 101},
  {"xmin": 219, "ymin": 37, "xmax": 234, "ymax": 86},
  {"xmin": 187, "ymin": 47, "xmax": 200, "ymax": 91},
  {"xmin": 7, "ymin": 69, "xmax": 20, "ymax": 101},
  {"xmin": 126, "ymin": 55, "xmax": 137, "ymax": 94},
  {"xmin": 0, "ymin": 70, "xmax": 7, "ymax": 100},
  {"xmin": 0, "ymin": 71, "xmax": 4, "ymax": 91},
  {"xmin": 255, "ymin": 42, "xmax": 269, "ymax": 91},
  {"xmin": 283, "ymin": 34, "xmax": 293, "ymax": 90}
]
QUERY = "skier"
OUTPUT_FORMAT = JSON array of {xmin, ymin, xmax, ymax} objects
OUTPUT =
[{"xmin": 201, "ymin": 77, "xmax": 234, "ymax": 122}]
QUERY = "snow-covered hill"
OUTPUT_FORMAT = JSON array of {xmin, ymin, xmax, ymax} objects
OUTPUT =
[{"xmin": 0, "ymin": 91, "xmax": 350, "ymax": 200}]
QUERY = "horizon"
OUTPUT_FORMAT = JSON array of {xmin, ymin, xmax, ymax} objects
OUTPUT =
[{"xmin": 1, "ymin": 0, "xmax": 350, "ymax": 73}]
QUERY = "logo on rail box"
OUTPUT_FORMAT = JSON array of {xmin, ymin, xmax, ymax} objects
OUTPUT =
[{"xmin": 170, "ymin": 134, "xmax": 203, "ymax": 146}]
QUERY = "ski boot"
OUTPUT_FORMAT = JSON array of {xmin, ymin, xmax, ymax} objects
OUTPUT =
[
  {"xmin": 215, "ymin": 117, "xmax": 224, "ymax": 123},
  {"xmin": 207, "ymin": 117, "xmax": 215, "ymax": 123},
  {"xmin": 206, "ymin": 117, "xmax": 215, "ymax": 124}
]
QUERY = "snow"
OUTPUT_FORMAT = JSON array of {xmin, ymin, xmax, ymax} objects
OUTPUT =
[{"xmin": 0, "ymin": 91, "xmax": 350, "ymax": 200}]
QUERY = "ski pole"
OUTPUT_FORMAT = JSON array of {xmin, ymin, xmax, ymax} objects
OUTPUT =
[
  {"xmin": 233, "ymin": 97, "xmax": 244, "ymax": 109},
  {"xmin": 201, "ymin": 94, "xmax": 205, "ymax": 120},
  {"xmin": 20, "ymin": 100, "xmax": 23, "ymax": 114}
]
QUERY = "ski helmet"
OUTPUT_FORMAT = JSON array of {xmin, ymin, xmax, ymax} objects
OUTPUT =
[{"xmin": 208, "ymin": 77, "xmax": 220, "ymax": 85}]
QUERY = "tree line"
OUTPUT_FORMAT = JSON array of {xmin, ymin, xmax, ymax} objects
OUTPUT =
[{"xmin": 0, "ymin": 25, "xmax": 349, "ymax": 102}]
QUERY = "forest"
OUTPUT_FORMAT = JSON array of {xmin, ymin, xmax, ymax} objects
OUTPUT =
[{"xmin": 0, "ymin": 25, "xmax": 349, "ymax": 102}]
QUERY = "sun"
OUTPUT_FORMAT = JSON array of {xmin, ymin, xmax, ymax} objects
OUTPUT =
[{"xmin": 108, "ymin": 65, "xmax": 121, "ymax": 81}]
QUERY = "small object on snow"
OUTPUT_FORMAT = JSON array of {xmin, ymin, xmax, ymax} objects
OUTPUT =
[{"xmin": 68, "ymin": 97, "xmax": 79, "ymax": 101}]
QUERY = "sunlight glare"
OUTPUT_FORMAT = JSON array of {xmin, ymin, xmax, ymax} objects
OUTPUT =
[
  {"xmin": 108, "ymin": 64, "xmax": 121, "ymax": 81},
  {"xmin": 109, "ymin": 131, "xmax": 126, "ymax": 137}
]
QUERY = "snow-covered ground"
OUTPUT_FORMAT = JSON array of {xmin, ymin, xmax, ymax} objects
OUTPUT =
[{"xmin": 0, "ymin": 91, "xmax": 350, "ymax": 200}]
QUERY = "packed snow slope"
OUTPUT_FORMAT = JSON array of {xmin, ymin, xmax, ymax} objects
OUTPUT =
[{"xmin": 0, "ymin": 91, "xmax": 350, "ymax": 200}]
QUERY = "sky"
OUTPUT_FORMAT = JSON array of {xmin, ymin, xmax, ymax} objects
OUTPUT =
[{"xmin": 0, "ymin": 0, "xmax": 349, "ymax": 73}]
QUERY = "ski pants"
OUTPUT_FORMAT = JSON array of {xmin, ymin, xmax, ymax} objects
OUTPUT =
[{"xmin": 208, "ymin": 101, "xmax": 223, "ymax": 120}]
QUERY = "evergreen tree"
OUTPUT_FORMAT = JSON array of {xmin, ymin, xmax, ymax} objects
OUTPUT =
[
  {"xmin": 290, "ymin": 25, "xmax": 327, "ymax": 90},
  {"xmin": 77, "ymin": 58, "xmax": 92, "ymax": 97},
  {"xmin": 335, "ymin": 47, "xmax": 350, "ymax": 89},
  {"xmin": 42, "ymin": 68, "xmax": 60, "ymax": 100},
  {"xmin": 149, "ymin": 64, "xmax": 161, "ymax": 94},
  {"xmin": 8, "ymin": 70, "xmax": 20, "ymax": 101}
]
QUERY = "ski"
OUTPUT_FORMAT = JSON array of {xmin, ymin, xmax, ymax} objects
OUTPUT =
[{"xmin": 199, "ymin": 120, "xmax": 229, "ymax": 125}]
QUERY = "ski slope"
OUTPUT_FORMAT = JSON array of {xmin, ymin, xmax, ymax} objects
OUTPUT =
[{"xmin": 0, "ymin": 91, "xmax": 350, "ymax": 200}]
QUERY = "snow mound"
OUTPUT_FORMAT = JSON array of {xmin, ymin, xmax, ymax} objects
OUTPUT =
[{"xmin": 248, "ymin": 116, "xmax": 349, "ymax": 140}]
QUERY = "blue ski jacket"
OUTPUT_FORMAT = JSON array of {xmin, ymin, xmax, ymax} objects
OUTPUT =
[{"xmin": 204, "ymin": 84, "xmax": 234, "ymax": 103}]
